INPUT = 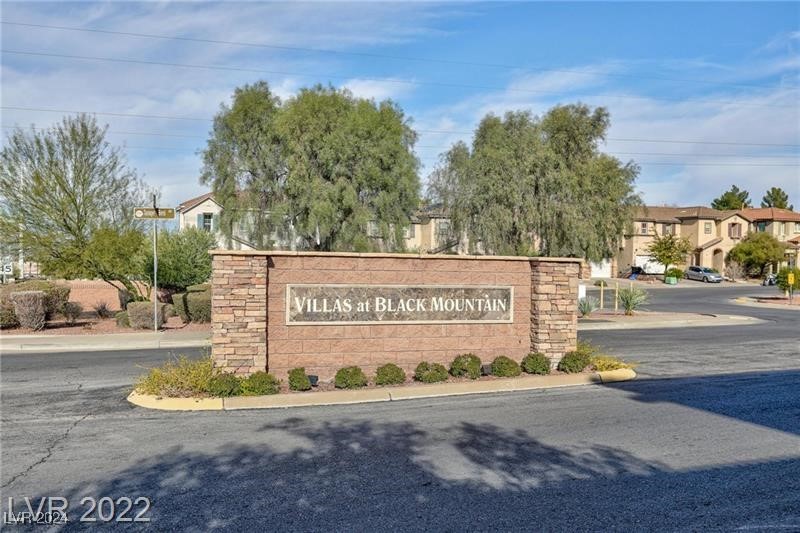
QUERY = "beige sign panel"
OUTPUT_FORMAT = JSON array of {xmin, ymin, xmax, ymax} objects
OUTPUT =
[
  {"xmin": 286, "ymin": 284, "xmax": 513, "ymax": 325},
  {"xmin": 133, "ymin": 207, "xmax": 175, "ymax": 220}
]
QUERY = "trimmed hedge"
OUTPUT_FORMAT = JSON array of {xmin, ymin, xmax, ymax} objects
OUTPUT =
[
  {"xmin": 375, "ymin": 363, "xmax": 406, "ymax": 386},
  {"xmin": 288, "ymin": 367, "xmax": 312, "ymax": 391},
  {"xmin": 172, "ymin": 292, "xmax": 189, "ymax": 322},
  {"xmin": 241, "ymin": 372, "xmax": 280, "ymax": 395},
  {"xmin": 127, "ymin": 301, "xmax": 165, "ymax": 329},
  {"xmin": 10, "ymin": 291, "xmax": 47, "ymax": 330},
  {"xmin": 491, "ymin": 356, "xmax": 521, "ymax": 377},
  {"xmin": 521, "ymin": 352, "xmax": 551, "ymax": 375},
  {"xmin": 557, "ymin": 350, "xmax": 591, "ymax": 373},
  {"xmin": 0, "ymin": 280, "xmax": 70, "ymax": 320},
  {"xmin": 61, "ymin": 301, "xmax": 83, "ymax": 324},
  {"xmin": 0, "ymin": 297, "xmax": 19, "ymax": 328},
  {"xmin": 335, "ymin": 366, "xmax": 368, "ymax": 389},
  {"xmin": 208, "ymin": 373, "xmax": 241, "ymax": 397},
  {"xmin": 186, "ymin": 291, "xmax": 211, "ymax": 323},
  {"xmin": 414, "ymin": 362, "xmax": 449, "ymax": 383},
  {"xmin": 115, "ymin": 311, "xmax": 130, "ymax": 328},
  {"xmin": 449, "ymin": 353, "xmax": 481, "ymax": 380},
  {"xmin": 186, "ymin": 283, "xmax": 210, "ymax": 293}
]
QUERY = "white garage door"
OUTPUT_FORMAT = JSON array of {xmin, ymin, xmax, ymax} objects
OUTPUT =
[
  {"xmin": 634, "ymin": 255, "xmax": 665, "ymax": 274},
  {"xmin": 589, "ymin": 259, "xmax": 612, "ymax": 278}
]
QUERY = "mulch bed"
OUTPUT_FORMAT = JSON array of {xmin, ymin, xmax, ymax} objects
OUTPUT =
[{"xmin": 2, "ymin": 315, "xmax": 211, "ymax": 335}]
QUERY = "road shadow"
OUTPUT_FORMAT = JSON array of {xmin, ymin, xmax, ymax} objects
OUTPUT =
[
  {"xmin": 42, "ymin": 417, "xmax": 800, "ymax": 531},
  {"xmin": 604, "ymin": 369, "xmax": 800, "ymax": 436}
]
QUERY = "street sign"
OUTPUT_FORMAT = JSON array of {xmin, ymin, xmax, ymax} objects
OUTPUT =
[
  {"xmin": 789, "ymin": 273, "xmax": 795, "ymax": 285},
  {"xmin": 2, "ymin": 264, "xmax": 12, "ymax": 275},
  {"xmin": 133, "ymin": 207, "xmax": 175, "ymax": 220}
]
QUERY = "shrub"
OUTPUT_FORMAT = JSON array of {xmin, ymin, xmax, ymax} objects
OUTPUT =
[
  {"xmin": 208, "ymin": 373, "xmax": 242, "ymax": 397},
  {"xmin": 10, "ymin": 291, "xmax": 47, "ymax": 330},
  {"xmin": 61, "ymin": 301, "xmax": 83, "ymax": 324},
  {"xmin": 1, "ymin": 280, "xmax": 70, "ymax": 319},
  {"xmin": 0, "ymin": 298, "xmax": 19, "ymax": 328},
  {"xmin": 593, "ymin": 279, "xmax": 608, "ymax": 287},
  {"xmin": 241, "ymin": 372, "xmax": 280, "ymax": 395},
  {"xmin": 375, "ymin": 363, "xmax": 406, "ymax": 386},
  {"xmin": 776, "ymin": 267, "xmax": 800, "ymax": 292},
  {"xmin": 115, "ymin": 311, "xmax": 130, "ymax": 328},
  {"xmin": 172, "ymin": 292, "xmax": 189, "ymax": 322},
  {"xmin": 135, "ymin": 356, "xmax": 215, "ymax": 397},
  {"xmin": 578, "ymin": 296, "xmax": 599, "ymax": 317},
  {"xmin": 557, "ymin": 350, "xmax": 592, "ymax": 373},
  {"xmin": 617, "ymin": 287, "xmax": 649, "ymax": 315},
  {"xmin": 142, "ymin": 227, "xmax": 216, "ymax": 291},
  {"xmin": 591, "ymin": 355, "xmax": 637, "ymax": 371},
  {"xmin": 127, "ymin": 301, "xmax": 165, "ymax": 329},
  {"xmin": 335, "ymin": 366, "xmax": 368, "ymax": 389},
  {"xmin": 93, "ymin": 301, "xmax": 113, "ymax": 319},
  {"xmin": 163, "ymin": 303, "xmax": 175, "ymax": 319},
  {"xmin": 449, "ymin": 353, "xmax": 482, "ymax": 379},
  {"xmin": 187, "ymin": 283, "xmax": 211, "ymax": 293},
  {"xmin": 664, "ymin": 267, "xmax": 684, "ymax": 280},
  {"xmin": 414, "ymin": 362, "xmax": 449, "ymax": 383},
  {"xmin": 491, "ymin": 356, "xmax": 521, "ymax": 377},
  {"xmin": 186, "ymin": 290, "xmax": 211, "ymax": 323},
  {"xmin": 521, "ymin": 352, "xmax": 551, "ymax": 375},
  {"xmin": 288, "ymin": 367, "xmax": 312, "ymax": 391}
]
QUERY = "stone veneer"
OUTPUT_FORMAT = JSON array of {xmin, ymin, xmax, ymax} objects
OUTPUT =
[{"xmin": 211, "ymin": 251, "xmax": 582, "ymax": 379}]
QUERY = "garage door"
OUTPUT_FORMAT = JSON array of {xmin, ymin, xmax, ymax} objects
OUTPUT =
[
  {"xmin": 634, "ymin": 255, "xmax": 665, "ymax": 274},
  {"xmin": 589, "ymin": 259, "xmax": 612, "ymax": 278}
]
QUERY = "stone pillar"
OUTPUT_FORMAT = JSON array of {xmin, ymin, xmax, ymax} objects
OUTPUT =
[
  {"xmin": 211, "ymin": 254, "xmax": 268, "ymax": 374},
  {"xmin": 529, "ymin": 259, "xmax": 580, "ymax": 367}
]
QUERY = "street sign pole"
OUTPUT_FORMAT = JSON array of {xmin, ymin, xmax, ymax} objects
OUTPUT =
[{"xmin": 133, "ymin": 202, "xmax": 175, "ymax": 332}]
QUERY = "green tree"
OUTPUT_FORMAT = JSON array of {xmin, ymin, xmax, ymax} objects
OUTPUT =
[
  {"xmin": 0, "ymin": 115, "xmax": 149, "ymax": 291},
  {"xmin": 143, "ymin": 227, "xmax": 217, "ymax": 291},
  {"xmin": 83, "ymin": 227, "xmax": 150, "ymax": 300},
  {"xmin": 726, "ymin": 232, "xmax": 785, "ymax": 275},
  {"xmin": 427, "ymin": 104, "xmax": 640, "ymax": 259},
  {"xmin": 646, "ymin": 233, "xmax": 693, "ymax": 275},
  {"xmin": 761, "ymin": 187, "xmax": 793, "ymax": 210},
  {"xmin": 201, "ymin": 82, "xmax": 420, "ymax": 252},
  {"xmin": 776, "ymin": 267, "xmax": 799, "ymax": 292},
  {"xmin": 711, "ymin": 185, "xmax": 751, "ymax": 210}
]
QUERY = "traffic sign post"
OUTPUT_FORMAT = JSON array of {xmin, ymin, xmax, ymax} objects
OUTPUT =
[
  {"xmin": 133, "ymin": 198, "xmax": 175, "ymax": 331},
  {"xmin": 789, "ymin": 272, "xmax": 795, "ymax": 303}
]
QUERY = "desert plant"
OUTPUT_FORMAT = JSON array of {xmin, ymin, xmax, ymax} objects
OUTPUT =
[
  {"xmin": 776, "ymin": 267, "xmax": 800, "ymax": 292},
  {"xmin": 186, "ymin": 283, "xmax": 211, "ymax": 293},
  {"xmin": 92, "ymin": 301, "xmax": 113, "ymax": 319},
  {"xmin": 61, "ymin": 301, "xmax": 83, "ymax": 324},
  {"xmin": 521, "ymin": 352, "xmax": 551, "ymax": 375},
  {"xmin": 724, "ymin": 261, "xmax": 745, "ymax": 281},
  {"xmin": 186, "ymin": 290, "xmax": 211, "ymax": 323},
  {"xmin": 115, "ymin": 310, "xmax": 130, "ymax": 328},
  {"xmin": 241, "ymin": 372, "xmax": 280, "ymax": 395},
  {"xmin": 172, "ymin": 292, "xmax": 190, "ymax": 322},
  {"xmin": 127, "ymin": 301, "xmax": 165, "ymax": 329},
  {"xmin": 557, "ymin": 350, "xmax": 592, "ymax": 373},
  {"xmin": 449, "ymin": 353, "xmax": 482, "ymax": 379},
  {"xmin": 163, "ymin": 303, "xmax": 175, "ymax": 319},
  {"xmin": 335, "ymin": 366, "xmax": 368, "ymax": 389},
  {"xmin": 288, "ymin": 367, "xmax": 312, "ymax": 391},
  {"xmin": 414, "ymin": 362, "xmax": 449, "ymax": 383},
  {"xmin": 491, "ymin": 356, "xmax": 521, "ymax": 377},
  {"xmin": 577, "ymin": 296, "xmax": 599, "ymax": 317},
  {"xmin": 0, "ymin": 297, "xmax": 19, "ymax": 328},
  {"xmin": 10, "ymin": 291, "xmax": 46, "ymax": 330},
  {"xmin": 1, "ymin": 280, "xmax": 70, "ymax": 319},
  {"xmin": 591, "ymin": 355, "xmax": 637, "ymax": 371},
  {"xmin": 135, "ymin": 356, "xmax": 216, "ymax": 397},
  {"xmin": 664, "ymin": 267, "xmax": 684, "ymax": 280},
  {"xmin": 375, "ymin": 363, "xmax": 406, "ymax": 386},
  {"xmin": 208, "ymin": 372, "xmax": 242, "ymax": 397},
  {"xmin": 617, "ymin": 287, "xmax": 649, "ymax": 315}
]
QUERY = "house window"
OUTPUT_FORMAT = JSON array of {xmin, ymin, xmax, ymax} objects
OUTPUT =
[
  {"xmin": 728, "ymin": 223, "xmax": 741, "ymax": 239},
  {"xmin": 639, "ymin": 222, "xmax": 648, "ymax": 235},
  {"xmin": 795, "ymin": 222, "xmax": 800, "ymax": 234},
  {"xmin": 202, "ymin": 213, "xmax": 213, "ymax": 232},
  {"xmin": 403, "ymin": 224, "xmax": 416, "ymax": 239},
  {"xmin": 757, "ymin": 222, "xmax": 767, "ymax": 232},
  {"xmin": 437, "ymin": 220, "xmax": 451, "ymax": 237},
  {"xmin": 704, "ymin": 222, "xmax": 712, "ymax": 234},
  {"xmin": 662, "ymin": 223, "xmax": 673, "ymax": 235},
  {"xmin": 780, "ymin": 222, "xmax": 786, "ymax": 235}
]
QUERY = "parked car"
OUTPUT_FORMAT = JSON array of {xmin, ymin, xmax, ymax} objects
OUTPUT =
[
  {"xmin": 762, "ymin": 274, "xmax": 777, "ymax": 286},
  {"xmin": 685, "ymin": 266, "xmax": 724, "ymax": 283}
]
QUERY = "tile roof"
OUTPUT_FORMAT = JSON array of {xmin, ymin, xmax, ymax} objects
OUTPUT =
[
  {"xmin": 634, "ymin": 205, "xmax": 753, "ymax": 222},
  {"xmin": 739, "ymin": 207, "xmax": 800, "ymax": 222},
  {"xmin": 177, "ymin": 192, "xmax": 217, "ymax": 213}
]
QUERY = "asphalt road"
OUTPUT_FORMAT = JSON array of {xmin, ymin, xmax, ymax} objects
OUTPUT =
[{"xmin": 1, "ymin": 284, "xmax": 798, "ymax": 531}]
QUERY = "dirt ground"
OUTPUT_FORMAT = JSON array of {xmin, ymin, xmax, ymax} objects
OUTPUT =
[{"xmin": 3, "ymin": 315, "xmax": 211, "ymax": 336}]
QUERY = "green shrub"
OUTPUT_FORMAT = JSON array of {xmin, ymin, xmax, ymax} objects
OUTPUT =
[
  {"xmin": 1, "ymin": 281, "xmax": 70, "ymax": 319},
  {"xmin": 665, "ymin": 267, "xmax": 684, "ymax": 280},
  {"xmin": 0, "ymin": 298, "xmax": 19, "ymax": 328},
  {"xmin": 186, "ymin": 283, "xmax": 211, "ymax": 293},
  {"xmin": 375, "ymin": 363, "xmax": 406, "ymax": 386},
  {"xmin": 449, "ymin": 353, "xmax": 482, "ymax": 379},
  {"xmin": 557, "ymin": 350, "xmax": 592, "ymax": 373},
  {"xmin": 593, "ymin": 279, "xmax": 608, "ymax": 287},
  {"xmin": 61, "ymin": 301, "xmax": 83, "ymax": 324},
  {"xmin": 521, "ymin": 352, "xmax": 551, "ymax": 375},
  {"xmin": 142, "ymin": 227, "xmax": 215, "ymax": 291},
  {"xmin": 92, "ymin": 301, "xmax": 113, "ymax": 319},
  {"xmin": 208, "ymin": 372, "xmax": 242, "ymax": 397},
  {"xmin": 186, "ymin": 290, "xmax": 211, "ymax": 323},
  {"xmin": 241, "ymin": 372, "xmax": 280, "ymax": 395},
  {"xmin": 288, "ymin": 367, "xmax": 312, "ymax": 391},
  {"xmin": 776, "ymin": 267, "xmax": 800, "ymax": 292},
  {"xmin": 163, "ymin": 303, "xmax": 175, "ymax": 319},
  {"xmin": 127, "ymin": 301, "xmax": 165, "ymax": 329},
  {"xmin": 335, "ymin": 366, "xmax": 368, "ymax": 389},
  {"xmin": 591, "ymin": 355, "xmax": 637, "ymax": 371},
  {"xmin": 115, "ymin": 311, "xmax": 130, "ymax": 328},
  {"xmin": 135, "ymin": 356, "xmax": 215, "ymax": 397},
  {"xmin": 578, "ymin": 296, "xmax": 599, "ymax": 317},
  {"xmin": 10, "ymin": 291, "xmax": 47, "ymax": 330},
  {"xmin": 172, "ymin": 292, "xmax": 189, "ymax": 322},
  {"xmin": 617, "ymin": 287, "xmax": 649, "ymax": 315},
  {"xmin": 414, "ymin": 362, "xmax": 449, "ymax": 383},
  {"xmin": 491, "ymin": 356, "xmax": 521, "ymax": 377}
]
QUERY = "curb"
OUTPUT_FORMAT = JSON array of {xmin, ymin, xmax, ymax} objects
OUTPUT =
[
  {"xmin": 731, "ymin": 297, "xmax": 800, "ymax": 311},
  {"xmin": 578, "ymin": 313, "xmax": 762, "ymax": 331},
  {"xmin": 1, "ymin": 337, "xmax": 210, "ymax": 354},
  {"xmin": 126, "ymin": 370, "xmax": 635, "ymax": 412}
]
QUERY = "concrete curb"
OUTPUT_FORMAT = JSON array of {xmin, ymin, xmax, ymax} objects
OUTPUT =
[
  {"xmin": 1, "ymin": 334, "xmax": 211, "ymax": 354},
  {"xmin": 126, "ymin": 370, "xmax": 635, "ymax": 412},
  {"xmin": 578, "ymin": 313, "xmax": 763, "ymax": 331},
  {"xmin": 731, "ymin": 297, "xmax": 800, "ymax": 311}
]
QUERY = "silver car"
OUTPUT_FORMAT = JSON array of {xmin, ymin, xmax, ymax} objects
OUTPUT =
[{"xmin": 685, "ymin": 265, "xmax": 723, "ymax": 283}]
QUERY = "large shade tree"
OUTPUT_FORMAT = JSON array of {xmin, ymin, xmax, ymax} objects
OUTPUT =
[
  {"xmin": 761, "ymin": 187, "xmax": 793, "ymax": 210},
  {"xmin": 427, "ymin": 104, "xmax": 640, "ymax": 260},
  {"xmin": 711, "ymin": 185, "xmax": 751, "ymax": 210},
  {"xmin": 201, "ymin": 82, "xmax": 420, "ymax": 252}
]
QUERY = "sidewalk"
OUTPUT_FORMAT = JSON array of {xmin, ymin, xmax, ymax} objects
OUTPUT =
[
  {"xmin": 578, "ymin": 311, "xmax": 763, "ymax": 331},
  {"xmin": 1, "ymin": 330, "xmax": 211, "ymax": 354}
]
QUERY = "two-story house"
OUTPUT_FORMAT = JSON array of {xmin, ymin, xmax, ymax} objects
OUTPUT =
[{"xmin": 741, "ymin": 207, "xmax": 800, "ymax": 268}]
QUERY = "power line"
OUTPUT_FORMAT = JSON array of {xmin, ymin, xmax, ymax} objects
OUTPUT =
[
  {"xmin": 1, "ymin": 124, "xmax": 206, "ymax": 139},
  {"xmin": 4, "ymin": 106, "xmax": 799, "ymax": 148},
  {"xmin": 3, "ymin": 48, "xmax": 796, "ymax": 110},
  {"xmin": 1, "ymin": 20, "xmax": 792, "ymax": 91}
]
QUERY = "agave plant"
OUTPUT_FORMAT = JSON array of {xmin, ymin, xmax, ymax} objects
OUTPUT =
[
  {"xmin": 617, "ymin": 287, "xmax": 649, "ymax": 316},
  {"xmin": 577, "ymin": 296, "xmax": 599, "ymax": 317}
]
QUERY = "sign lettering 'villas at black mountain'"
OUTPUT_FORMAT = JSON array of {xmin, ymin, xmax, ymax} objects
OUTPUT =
[{"xmin": 286, "ymin": 285, "xmax": 513, "ymax": 324}]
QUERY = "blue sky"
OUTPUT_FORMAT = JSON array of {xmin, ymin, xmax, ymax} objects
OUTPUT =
[{"xmin": 2, "ymin": 1, "xmax": 798, "ymax": 209}]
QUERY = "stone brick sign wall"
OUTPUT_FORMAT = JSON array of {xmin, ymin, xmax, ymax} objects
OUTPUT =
[{"xmin": 211, "ymin": 251, "xmax": 582, "ymax": 379}]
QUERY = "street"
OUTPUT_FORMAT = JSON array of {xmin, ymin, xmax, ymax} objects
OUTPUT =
[{"xmin": 1, "ymin": 284, "xmax": 799, "ymax": 531}]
